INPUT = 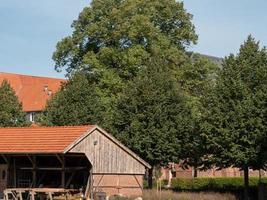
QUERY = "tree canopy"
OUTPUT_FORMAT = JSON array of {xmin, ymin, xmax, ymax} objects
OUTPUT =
[
  {"xmin": 39, "ymin": 73, "xmax": 102, "ymax": 126},
  {"xmin": 202, "ymin": 36, "xmax": 267, "ymax": 199},
  {"xmin": 178, "ymin": 54, "xmax": 219, "ymax": 177},
  {"xmin": 0, "ymin": 80, "xmax": 28, "ymax": 127},
  {"xmin": 51, "ymin": 0, "xmax": 198, "ymax": 131},
  {"xmin": 53, "ymin": 0, "xmax": 197, "ymax": 83},
  {"xmin": 110, "ymin": 60, "xmax": 191, "ymax": 167}
]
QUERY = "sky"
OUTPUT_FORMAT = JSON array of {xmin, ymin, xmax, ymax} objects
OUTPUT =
[{"xmin": 0, "ymin": 0, "xmax": 267, "ymax": 78}]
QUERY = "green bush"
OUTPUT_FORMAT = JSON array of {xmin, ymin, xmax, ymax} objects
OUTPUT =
[
  {"xmin": 171, "ymin": 177, "xmax": 267, "ymax": 192},
  {"xmin": 143, "ymin": 179, "xmax": 168, "ymax": 189}
]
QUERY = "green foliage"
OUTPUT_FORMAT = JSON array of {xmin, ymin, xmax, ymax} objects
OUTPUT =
[
  {"xmin": 110, "ymin": 60, "xmax": 191, "ymax": 167},
  {"xmin": 171, "ymin": 177, "xmax": 266, "ymax": 192},
  {"xmin": 53, "ymin": 0, "xmax": 197, "ymax": 77},
  {"xmin": 52, "ymin": 0, "xmax": 197, "ymax": 129},
  {"xmin": 178, "ymin": 54, "xmax": 219, "ymax": 174},
  {"xmin": 202, "ymin": 36, "xmax": 267, "ymax": 170},
  {"xmin": 143, "ymin": 179, "xmax": 168, "ymax": 189},
  {"xmin": 39, "ymin": 73, "xmax": 102, "ymax": 126},
  {"xmin": 0, "ymin": 80, "xmax": 28, "ymax": 127},
  {"xmin": 49, "ymin": 3, "xmax": 200, "ymax": 166}
]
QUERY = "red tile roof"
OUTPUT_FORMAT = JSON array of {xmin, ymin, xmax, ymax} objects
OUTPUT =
[
  {"xmin": 0, "ymin": 125, "xmax": 95, "ymax": 153},
  {"xmin": 0, "ymin": 72, "xmax": 65, "ymax": 112}
]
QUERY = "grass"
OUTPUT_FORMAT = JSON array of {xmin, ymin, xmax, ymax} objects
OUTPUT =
[
  {"xmin": 109, "ymin": 190, "xmax": 236, "ymax": 200},
  {"xmin": 142, "ymin": 190, "xmax": 236, "ymax": 200}
]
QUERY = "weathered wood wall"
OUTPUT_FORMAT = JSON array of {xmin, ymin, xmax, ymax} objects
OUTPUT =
[
  {"xmin": 93, "ymin": 174, "xmax": 143, "ymax": 197},
  {"xmin": 69, "ymin": 130, "xmax": 146, "ymax": 174}
]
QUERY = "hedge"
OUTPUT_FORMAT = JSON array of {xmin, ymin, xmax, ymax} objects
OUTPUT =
[
  {"xmin": 143, "ymin": 179, "xmax": 168, "ymax": 189},
  {"xmin": 171, "ymin": 177, "xmax": 267, "ymax": 192}
]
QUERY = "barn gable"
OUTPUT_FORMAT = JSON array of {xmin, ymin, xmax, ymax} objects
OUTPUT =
[
  {"xmin": 0, "ymin": 125, "xmax": 149, "ymax": 198},
  {"xmin": 66, "ymin": 126, "xmax": 150, "ymax": 174}
]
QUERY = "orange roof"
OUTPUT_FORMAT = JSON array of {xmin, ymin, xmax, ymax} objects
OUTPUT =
[
  {"xmin": 0, "ymin": 72, "xmax": 65, "ymax": 112},
  {"xmin": 0, "ymin": 125, "xmax": 94, "ymax": 153}
]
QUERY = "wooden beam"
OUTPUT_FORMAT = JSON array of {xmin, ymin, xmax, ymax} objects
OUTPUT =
[
  {"xmin": 18, "ymin": 167, "xmax": 87, "ymax": 171},
  {"xmin": 90, "ymin": 168, "xmax": 94, "ymax": 199},
  {"xmin": 27, "ymin": 155, "xmax": 34, "ymax": 165},
  {"xmin": 61, "ymin": 155, "xmax": 65, "ymax": 188},
  {"xmin": 2, "ymin": 155, "xmax": 11, "ymax": 188},
  {"xmin": 1, "ymin": 155, "xmax": 9, "ymax": 165},
  {"xmin": 85, "ymin": 171, "xmax": 92, "ymax": 199},
  {"xmin": 56, "ymin": 154, "xmax": 64, "ymax": 165},
  {"xmin": 37, "ymin": 171, "xmax": 47, "ymax": 186},
  {"xmin": 13, "ymin": 158, "xmax": 16, "ymax": 188},
  {"xmin": 32, "ymin": 156, "xmax": 37, "ymax": 187},
  {"xmin": 134, "ymin": 175, "xmax": 143, "ymax": 191},
  {"xmin": 27, "ymin": 155, "xmax": 37, "ymax": 187},
  {"xmin": 66, "ymin": 171, "xmax": 76, "ymax": 188}
]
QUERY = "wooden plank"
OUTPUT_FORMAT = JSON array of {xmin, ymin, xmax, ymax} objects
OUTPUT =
[{"xmin": 69, "ymin": 129, "xmax": 147, "ymax": 174}]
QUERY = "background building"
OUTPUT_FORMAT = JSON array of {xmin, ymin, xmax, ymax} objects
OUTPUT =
[{"xmin": 0, "ymin": 72, "xmax": 64, "ymax": 122}]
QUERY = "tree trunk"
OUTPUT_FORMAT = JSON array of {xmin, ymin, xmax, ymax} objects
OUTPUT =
[
  {"xmin": 193, "ymin": 166, "xmax": 198, "ymax": 178},
  {"xmin": 148, "ymin": 167, "xmax": 153, "ymax": 189},
  {"xmin": 244, "ymin": 166, "xmax": 249, "ymax": 200}
]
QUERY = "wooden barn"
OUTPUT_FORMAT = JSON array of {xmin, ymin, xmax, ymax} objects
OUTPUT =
[{"xmin": 0, "ymin": 125, "xmax": 150, "ymax": 199}]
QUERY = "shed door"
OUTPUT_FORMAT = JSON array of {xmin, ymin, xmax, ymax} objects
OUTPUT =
[{"xmin": 0, "ymin": 165, "xmax": 7, "ymax": 193}]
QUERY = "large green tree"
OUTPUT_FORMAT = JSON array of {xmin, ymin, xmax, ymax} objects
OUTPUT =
[
  {"xmin": 179, "ymin": 54, "xmax": 219, "ymax": 177},
  {"xmin": 0, "ymin": 80, "xmax": 28, "ymax": 127},
  {"xmin": 52, "ymin": 0, "xmax": 197, "ymax": 126},
  {"xmin": 109, "ymin": 59, "xmax": 192, "ymax": 187},
  {"xmin": 202, "ymin": 36, "xmax": 267, "ymax": 200},
  {"xmin": 54, "ymin": 0, "xmax": 197, "ymax": 77}
]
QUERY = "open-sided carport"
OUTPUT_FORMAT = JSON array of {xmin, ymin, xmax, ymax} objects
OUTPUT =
[{"xmin": 0, "ymin": 125, "xmax": 151, "ymax": 199}]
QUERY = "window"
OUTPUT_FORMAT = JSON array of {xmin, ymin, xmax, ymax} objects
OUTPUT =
[{"xmin": 26, "ymin": 112, "xmax": 36, "ymax": 122}]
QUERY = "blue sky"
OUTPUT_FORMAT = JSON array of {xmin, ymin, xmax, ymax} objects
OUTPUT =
[{"xmin": 0, "ymin": 0, "xmax": 266, "ymax": 78}]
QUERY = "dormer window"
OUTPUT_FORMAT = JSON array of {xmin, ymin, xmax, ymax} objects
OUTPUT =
[
  {"xmin": 44, "ymin": 85, "xmax": 48, "ymax": 92},
  {"xmin": 26, "ymin": 112, "xmax": 36, "ymax": 122}
]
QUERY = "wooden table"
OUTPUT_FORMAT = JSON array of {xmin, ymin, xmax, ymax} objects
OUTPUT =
[{"xmin": 4, "ymin": 188, "xmax": 80, "ymax": 200}]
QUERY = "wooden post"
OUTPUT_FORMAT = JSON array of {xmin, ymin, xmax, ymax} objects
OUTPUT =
[
  {"xmin": 66, "ymin": 171, "xmax": 76, "ymax": 188},
  {"xmin": 27, "ymin": 155, "xmax": 37, "ymax": 187},
  {"xmin": 85, "ymin": 168, "xmax": 93, "ymax": 199},
  {"xmin": 2, "ymin": 155, "xmax": 10, "ymax": 188},
  {"xmin": 33, "ymin": 156, "xmax": 37, "ymax": 187},
  {"xmin": 13, "ymin": 158, "xmax": 16, "ymax": 188},
  {"xmin": 61, "ymin": 156, "xmax": 65, "ymax": 188}
]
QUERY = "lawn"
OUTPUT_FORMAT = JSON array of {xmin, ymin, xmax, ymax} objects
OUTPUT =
[{"xmin": 110, "ymin": 190, "xmax": 236, "ymax": 200}]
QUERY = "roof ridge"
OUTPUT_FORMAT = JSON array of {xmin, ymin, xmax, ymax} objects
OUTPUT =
[
  {"xmin": 0, "ymin": 71, "xmax": 66, "ymax": 81},
  {"xmin": 0, "ymin": 125, "xmax": 95, "ymax": 129}
]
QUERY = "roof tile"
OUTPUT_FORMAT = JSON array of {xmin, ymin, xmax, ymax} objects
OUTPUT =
[
  {"xmin": 0, "ymin": 125, "xmax": 95, "ymax": 153},
  {"xmin": 0, "ymin": 72, "xmax": 65, "ymax": 112}
]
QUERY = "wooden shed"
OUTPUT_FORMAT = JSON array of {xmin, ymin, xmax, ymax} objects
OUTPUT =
[{"xmin": 0, "ymin": 125, "xmax": 151, "ymax": 199}]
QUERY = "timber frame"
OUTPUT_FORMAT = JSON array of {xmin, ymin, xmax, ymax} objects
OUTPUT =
[{"xmin": 0, "ymin": 125, "xmax": 151, "ymax": 198}]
